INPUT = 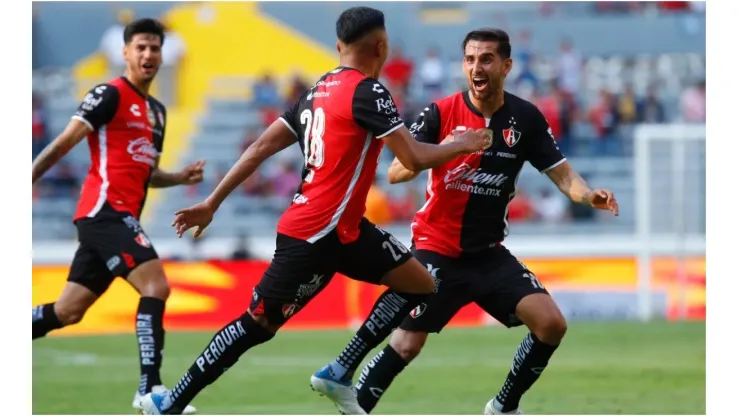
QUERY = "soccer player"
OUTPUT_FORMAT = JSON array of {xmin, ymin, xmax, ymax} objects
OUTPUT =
[
  {"xmin": 346, "ymin": 28, "xmax": 620, "ymax": 415},
  {"xmin": 31, "ymin": 18, "xmax": 202, "ymax": 415},
  {"xmin": 138, "ymin": 7, "xmax": 490, "ymax": 415}
]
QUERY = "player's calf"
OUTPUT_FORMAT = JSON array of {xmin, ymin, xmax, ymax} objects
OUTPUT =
[
  {"xmin": 148, "ymin": 311, "xmax": 275, "ymax": 414},
  {"xmin": 355, "ymin": 329, "xmax": 427, "ymax": 413},
  {"xmin": 32, "ymin": 304, "xmax": 64, "ymax": 339},
  {"xmin": 492, "ymin": 294, "xmax": 567, "ymax": 414},
  {"xmin": 312, "ymin": 260, "xmax": 433, "ymax": 414},
  {"xmin": 129, "ymin": 259, "xmax": 172, "ymax": 395},
  {"xmin": 32, "ymin": 282, "xmax": 97, "ymax": 339}
]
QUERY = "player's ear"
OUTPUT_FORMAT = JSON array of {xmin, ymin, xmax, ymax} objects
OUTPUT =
[
  {"xmin": 376, "ymin": 39, "xmax": 385, "ymax": 58},
  {"xmin": 503, "ymin": 57, "xmax": 513, "ymax": 77},
  {"xmin": 336, "ymin": 40, "xmax": 341, "ymax": 54}
]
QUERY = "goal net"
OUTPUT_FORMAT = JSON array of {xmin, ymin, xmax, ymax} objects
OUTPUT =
[{"xmin": 633, "ymin": 124, "xmax": 706, "ymax": 322}]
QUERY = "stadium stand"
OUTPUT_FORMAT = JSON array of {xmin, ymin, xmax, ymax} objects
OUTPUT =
[{"xmin": 32, "ymin": 2, "xmax": 705, "ymax": 246}]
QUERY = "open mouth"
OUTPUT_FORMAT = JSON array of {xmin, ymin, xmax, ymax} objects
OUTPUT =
[
  {"xmin": 142, "ymin": 63, "xmax": 156, "ymax": 71},
  {"xmin": 472, "ymin": 77, "xmax": 488, "ymax": 90}
]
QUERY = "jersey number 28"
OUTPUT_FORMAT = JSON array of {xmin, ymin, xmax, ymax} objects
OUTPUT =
[{"xmin": 300, "ymin": 108, "xmax": 326, "ymax": 183}]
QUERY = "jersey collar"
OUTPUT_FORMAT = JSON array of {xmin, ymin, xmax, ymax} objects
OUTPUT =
[
  {"xmin": 120, "ymin": 76, "xmax": 148, "ymax": 100},
  {"xmin": 461, "ymin": 90, "xmax": 508, "ymax": 119}
]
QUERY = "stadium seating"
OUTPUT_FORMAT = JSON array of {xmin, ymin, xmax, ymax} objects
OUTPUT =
[{"xmin": 31, "ymin": 2, "xmax": 706, "ymax": 243}]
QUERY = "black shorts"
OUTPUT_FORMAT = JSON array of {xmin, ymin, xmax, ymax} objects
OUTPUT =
[
  {"xmin": 68, "ymin": 205, "xmax": 159, "ymax": 296},
  {"xmin": 250, "ymin": 218, "xmax": 414, "ymax": 326},
  {"xmin": 399, "ymin": 245, "xmax": 549, "ymax": 333}
]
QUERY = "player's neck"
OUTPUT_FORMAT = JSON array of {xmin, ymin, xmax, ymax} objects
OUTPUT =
[
  {"xmin": 339, "ymin": 57, "xmax": 380, "ymax": 79},
  {"xmin": 123, "ymin": 73, "xmax": 152, "ymax": 97},
  {"xmin": 468, "ymin": 90, "xmax": 505, "ymax": 119}
]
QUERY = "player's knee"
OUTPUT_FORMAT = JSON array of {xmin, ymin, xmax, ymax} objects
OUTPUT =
[
  {"xmin": 419, "ymin": 274, "xmax": 436, "ymax": 294},
  {"xmin": 54, "ymin": 302, "xmax": 88, "ymax": 326},
  {"xmin": 248, "ymin": 311, "xmax": 282, "ymax": 333},
  {"xmin": 390, "ymin": 330, "xmax": 426, "ymax": 362},
  {"xmin": 129, "ymin": 260, "xmax": 171, "ymax": 300},
  {"xmin": 139, "ymin": 278, "xmax": 171, "ymax": 300},
  {"xmin": 533, "ymin": 314, "xmax": 568, "ymax": 344},
  {"xmin": 402, "ymin": 272, "xmax": 435, "ymax": 295}
]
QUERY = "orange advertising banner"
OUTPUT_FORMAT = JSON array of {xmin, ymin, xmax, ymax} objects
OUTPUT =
[{"xmin": 32, "ymin": 257, "xmax": 705, "ymax": 336}]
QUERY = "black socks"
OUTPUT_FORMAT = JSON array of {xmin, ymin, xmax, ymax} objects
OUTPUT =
[
  {"xmin": 32, "ymin": 303, "xmax": 63, "ymax": 339},
  {"xmin": 163, "ymin": 312, "xmax": 275, "ymax": 413},
  {"xmin": 137, "ymin": 297, "xmax": 166, "ymax": 394}
]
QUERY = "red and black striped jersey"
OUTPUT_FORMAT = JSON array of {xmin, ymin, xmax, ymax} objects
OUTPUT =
[
  {"xmin": 277, "ymin": 67, "xmax": 405, "ymax": 244},
  {"xmin": 72, "ymin": 76, "xmax": 166, "ymax": 221},
  {"xmin": 410, "ymin": 91, "xmax": 565, "ymax": 257}
]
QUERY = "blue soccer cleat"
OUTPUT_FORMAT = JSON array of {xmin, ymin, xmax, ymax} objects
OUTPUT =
[{"xmin": 310, "ymin": 364, "xmax": 367, "ymax": 415}]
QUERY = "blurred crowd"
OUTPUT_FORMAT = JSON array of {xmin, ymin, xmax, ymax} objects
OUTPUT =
[{"xmin": 32, "ymin": 1, "xmax": 706, "ymax": 230}]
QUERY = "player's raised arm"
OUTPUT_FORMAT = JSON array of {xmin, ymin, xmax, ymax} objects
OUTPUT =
[
  {"xmin": 527, "ymin": 107, "xmax": 619, "ymax": 216},
  {"xmin": 32, "ymin": 84, "xmax": 119, "ymax": 184}
]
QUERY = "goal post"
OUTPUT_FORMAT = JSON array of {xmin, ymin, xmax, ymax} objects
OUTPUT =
[{"xmin": 633, "ymin": 124, "xmax": 706, "ymax": 322}]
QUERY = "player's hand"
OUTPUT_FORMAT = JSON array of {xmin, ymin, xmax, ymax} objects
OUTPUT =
[
  {"xmin": 172, "ymin": 201, "xmax": 214, "ymax": 238},
  {"xmin": 587, "ymin": 189, "xmax": 619, "ymax": 216},
  {"xmin": 452, "ymin": 128, "xmax": 492, "ymax": 153},
  {"xmin": 179, "ymin": 160, "xmax": 206, "ymax": 185}
]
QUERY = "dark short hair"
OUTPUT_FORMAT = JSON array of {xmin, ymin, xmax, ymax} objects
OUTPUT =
[
  {"xmin": 123, "ymin": 18, "xmax": 166, "ymax": 45},
  {"xmin": 461, "ymin": 28, "xmax": 511, "ymax": 59},
  {"xmin": 336, "ymin": 7, "xmax": 386, "ymax": 45}
]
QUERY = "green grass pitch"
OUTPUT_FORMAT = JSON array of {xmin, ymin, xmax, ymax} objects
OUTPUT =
[{"xmin": 33, "ymin": 321, "xmax": 705, "ymax": 414}]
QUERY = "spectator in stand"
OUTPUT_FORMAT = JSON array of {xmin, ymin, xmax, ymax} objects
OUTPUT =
[
  {"xmin": 269, "ymin": 160, "xmax": 301, "ymax": 199},
  {"xmin": 534, "ymin": 81, "xmax": 569, "ymax": 155},
  {"xmin": 242, "ymin": 171, "xmax": 269, "ymax": 196},
  {"xmin": 419, "ymin": 46, "xmax": 445, "ymax": 101},
  {"xmin": 157, "ymin": 21, "xmax": 187, "ymax": 107},
  {"xmin": 365, "ymin": 176, "xmax": 393, "ymax": 226},
  {"xmin": 100, "ymin": 9, "xmax": 134, "ymax": 78},
  {"xmin": 507, "ymin": 188, "xmax": 535, "ymax": 223},
  {"xmin": 382, "ymin": 46, "xmax": 414, "ymax": 94},
  {"xmin": 637, "ymin": 85, "xmax": 666, "ymax": 123},
  {"xmin": 514, "ymin": 30, "xmax": 539, "ymax": 92},
  {"xmin": 617, "ymin": 84, "xmax": 639, "ymax": 124},
  {"xmin": 532, "ymin": 187, "xmax": 570, "ymax": 224},
  {"xmin": 45, "ymin": 161, "xmax": 80, "ymax": 199},
  {"xmin": 252, "ymin": 73, "xmax": 282, "ymax": 127},
  {"xmin": 241, "ymin": 126, "xmax": 261, "ymax": 153},
  {"xmin": 252, "ymin": 73, "xmax": 282, "ymax": 109},
  {"xmin": 658, "ymin": 1, "xmax": 691, "ymax": 12},
  {"xmin": 230, "ymin": 233, "xmax": 254, "ymax": 260},
  {"xmin": 32, "ymin": 92, "xmax": 49, "ymax": 159},
  {"xmin": 387, "ymin": 182, "xmax": 419, "ymax": 223},
  {"xmin": 680, "ymin": 79, "xmax": 706, "ymax": 123},
  {"xmin": 555, "ymin": 38, "xmax": 582, "ymax": 97},
  {"xmin": 588, "ymin": 89, "xmax": 622, "ymax": 156},
  {"xmin": 287, "ymin": 74, "xmax": 310, "ymax": 105}
]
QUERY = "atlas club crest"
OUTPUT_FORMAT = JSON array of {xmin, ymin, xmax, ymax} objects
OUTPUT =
[{"xmin": 502, "ymin": 127, "xmax": 521, "ymax": 147}]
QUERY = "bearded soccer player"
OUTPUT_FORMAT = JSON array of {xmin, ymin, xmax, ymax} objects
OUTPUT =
[
  {"xmin": 138, "ymin": 7, "xmax": 490, "ymax": 415},
  {"xmin": 347, "ymin": 28, "xmax": 620, "ymax": 415},
  {"xmin": 31, "ymin": 18, "xmax": 203, "ymax": 414}
]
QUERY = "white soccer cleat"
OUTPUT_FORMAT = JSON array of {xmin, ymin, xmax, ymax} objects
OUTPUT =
[
  {"xmin": 484, "ymin": 399, "xmax": 524, "ymax": 415},
  {"xmin": 133, "ymin": 385, "xmax": 197, "ymax": 415},
  {"xmin": 310, "ymin": 365, "xmax": 367, "ymax": 415}
]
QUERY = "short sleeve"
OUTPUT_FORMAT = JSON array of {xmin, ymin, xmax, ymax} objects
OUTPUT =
[
  {"xmin": 408, "ymin": 103, "xmax": 442, "ymax": 144},
  {"xmin": 72, "ymin": 84, "xmax": 120, "ymax": 131},
  {"xmin": 278, "ymin": 94, "xmax": 302, "ymax": 139},
  {"xmin": 526, "ymin": 107, "xmax": 566, "ymax": 173},
  {"xmin": 152, "ymin": 102, "xmax": 166, "ymax": 153},
  {"xmin": 352, "ymin": 79, "xmax": 405, "ymax": 139}
]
